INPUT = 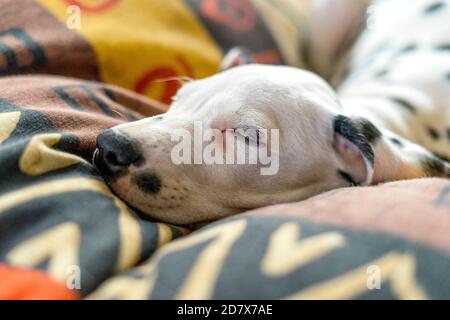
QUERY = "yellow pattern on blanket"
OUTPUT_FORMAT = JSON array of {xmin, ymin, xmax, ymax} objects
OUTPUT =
[{"xmin": 37, "ymin": 0, "xmax": 222, "ymax": 105}]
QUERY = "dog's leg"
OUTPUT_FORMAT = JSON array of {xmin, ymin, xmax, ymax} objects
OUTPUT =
[
  {"xmin": 371, "ymin": 128, "xmax": 450, "ymax": 182},
  {"xmin": 333, "ymin": 113, "xmax": 450, "ymax": 185},
  {"xmin": 339, "ymin": 105, "xmax": 450, "ymax": 183}
]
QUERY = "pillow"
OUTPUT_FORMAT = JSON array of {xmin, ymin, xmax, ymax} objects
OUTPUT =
[{"xmin": 89, "ymin": 178, "xmax": 450, "ymax": 299}]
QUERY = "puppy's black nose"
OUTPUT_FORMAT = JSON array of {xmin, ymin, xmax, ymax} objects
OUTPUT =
[{"xmin": 95, "ymin": 129, "xmax": 141, "ymax": 175}]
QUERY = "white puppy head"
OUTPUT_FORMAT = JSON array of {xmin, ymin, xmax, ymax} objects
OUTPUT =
[{"xmin": 94, "ymin": 65, "xmax": 378, "ymax": 224}]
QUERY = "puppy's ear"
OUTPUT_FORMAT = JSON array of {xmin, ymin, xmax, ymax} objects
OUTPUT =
[
  {"xmin": 333, "ymin": 115, "xmax": 379, "ymax": 186},
  {"xmin": 220, "ymin": 47, "xmax": 255, "ymax": 71}
]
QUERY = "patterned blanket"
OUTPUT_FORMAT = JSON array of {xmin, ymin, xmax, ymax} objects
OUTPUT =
[{"xmin": 1, "ymin": 0, "xmax": 449, "ymax": 300}]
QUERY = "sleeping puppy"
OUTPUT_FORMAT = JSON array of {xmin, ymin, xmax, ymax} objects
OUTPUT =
[
  {"xmin": 94, "ymin": 0, "xmax": 450, "ymax": 224},
  {"xmin": 94, "ymin": 64, "xmax": 449, "ymax": 224}
]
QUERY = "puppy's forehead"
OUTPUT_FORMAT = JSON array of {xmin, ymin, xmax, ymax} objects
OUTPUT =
[
  {"xmin": 214, "ymin": 65, "xmax": 330, "ymax": 89},
  {"xmin": 170, "ymin": 65, "xmax": 340, "ymax": 123},
  {"xmin": 219, "ymin": 65, "xmax": 340, "ymax": 112},
  {"xmin": 178, "ymin": 65, "xmax": 327, "ymax": 93}
]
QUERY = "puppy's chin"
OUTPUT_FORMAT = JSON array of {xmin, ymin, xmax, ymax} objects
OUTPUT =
[{"xmin": 104, "ymin": 177, "xmax": 241, "ymax": 225}]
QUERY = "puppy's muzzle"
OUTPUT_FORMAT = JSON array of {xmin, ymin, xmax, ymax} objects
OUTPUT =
[{"xmin": 94, "ymin": 129, "xmax": 142, "ymax": 176}]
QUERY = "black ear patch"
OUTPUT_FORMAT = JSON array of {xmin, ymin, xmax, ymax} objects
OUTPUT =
[
  {"xmin": 333, "ymin": 115, "xmax": 376, "ymax": 165},
  {"xmin": 354, "ymin": 118, "xmax": 382, "ymax": 144}
]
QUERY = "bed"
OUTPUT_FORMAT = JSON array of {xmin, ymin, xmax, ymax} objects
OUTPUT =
[{"xmin": 0, "ymin": 0, "xmax": 449, "ymax": 299}]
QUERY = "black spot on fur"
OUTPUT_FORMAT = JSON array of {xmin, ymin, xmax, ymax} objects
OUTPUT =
[
  {"xmin": 132, "ymin": 171, "xmax": 162, "ymax": 194},
  {"xmin": 447, "ymin": 128, "xmax": 450, "ymax": 141},
  {"xmin": 424, "ymin": 1, "xmax": 446, "ymax": 14},
  {"xmin": 390, "ymin": 98, "xmax": 416, "ymax": 113},
  {"xmin": 337, "ymin": 170, "xmax": 358, "ymax": 186},
  {"xmin": 390, "ymin": 137, "xmax": 403, "ymax": 147},
  {"xmin": 374, "ymin": 69, "xmax": 389, "ymax": 78},
  {"xmin": 436, "ymin": 43, "xmax": 450, "ymax": 51},
  {"xmin": 422, "ymin": 157, "xmax": 445, "ymax": 177},
  {"xmin": 333, "ymin": 115, "xmax": 375, "ymax": 165},
  {"xmin": 154, "ymin": 116, "xmax": 164, "ymax": 121},
  {"xmin": 355, "ymin": 118, "xmax": 382, "ymax": 144},
  {"xmin": 427, "ymin": 127, "xmax": 440, "ymax": 140},
  {"xmin": 399, "ymin": 44, "xmax": 418, "ymax": 54}
]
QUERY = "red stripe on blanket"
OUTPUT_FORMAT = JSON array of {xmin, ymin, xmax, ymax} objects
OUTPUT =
[{"xmin": 63, "ymin": 0, "xmax": 121, "ymax": 13}]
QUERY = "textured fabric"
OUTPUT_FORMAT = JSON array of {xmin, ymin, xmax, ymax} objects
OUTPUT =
[
  {"xmin": 0, "ymin": 265, "xmax": 79, "ymax": 300},
  {"xmin": 28, "ymin": 0, "xmax": 309, "ymax": 104},
  {"xmin": 0, "ymin": 0, "xmax": 99, "ymax": 79},
  {"xmin": 1, "ymin": 0, "xmax": 449, "ymax": 300},
  {"xmin": 0, "ymin": 75, "xmax": 186, "ymax": 297},
  {"xmin": 90, "ymin": 179, "xmax": 450, "ymax": 300}
]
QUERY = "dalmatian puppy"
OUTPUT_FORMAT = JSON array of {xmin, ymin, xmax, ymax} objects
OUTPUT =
[{"xmin": 94, "ymin": 0, "xmax": 450, "ymax": 224}]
